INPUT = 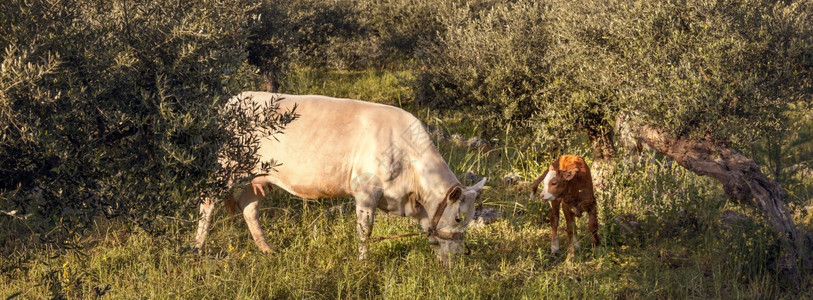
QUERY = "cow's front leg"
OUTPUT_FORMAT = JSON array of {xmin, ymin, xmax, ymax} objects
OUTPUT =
[
  {"xmin": 354, "ymin": 195, "xmax": 377, "ymax": 260},
  {"xmin": 194, "ymin": 197, "xmax": 216, "ymax": 252},
  {"xmin": 562, "ymin": 202, "xmax": 578, "ymax": 254},
  {"xmin": 549, "ymin": 199, "xmax": 561, "ymax": 254},
  {"xmin": 237, "ymin": 184, "xmax": 272, "ymax": 253}
]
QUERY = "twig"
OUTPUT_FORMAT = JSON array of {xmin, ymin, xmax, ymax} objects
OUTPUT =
[
  {"xmin": 157, "ymin": 215, "xmax": 198, "ymax": 223},
  {"xmin": 1, "ymin": 209, "xmax": 29, "ymax": 220}
]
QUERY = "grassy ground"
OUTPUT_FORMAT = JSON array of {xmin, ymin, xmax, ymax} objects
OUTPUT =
[{"xmin": 1, "ymin": 67, "xmax": 811, "ymax": 299}]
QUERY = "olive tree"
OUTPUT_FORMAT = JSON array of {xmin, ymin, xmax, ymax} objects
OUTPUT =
[
  {"xmin": 0, "ymin": 0, "xmax": 296, "ymax": 245},
  {"xmin": 248, "ymin": 0, "xmax": 374, "ymax": 92},
  {"xmin": 415, "ymin": 1, "xmax": 554, "ymax": 139},
  {"xmin": 248, "ymin": 0, "xmax": 506, "ymax": 91},
  {"xmin": 356, "ymin": 0, "xmax": 503, "ymax": 61},
  {"xmin": 414, "ymin": 0, "xmax": 621, "ymax": 183},
  {"xmin": 604, "ymin": 0, "xmax": 811, "ymax": 284},
  {"xmin": 416, "ymin": 0, "xmax": 811, "ymax": 284}
]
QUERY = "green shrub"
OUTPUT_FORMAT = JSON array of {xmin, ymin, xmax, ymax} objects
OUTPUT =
[
  {"xmin": 0, "ymin": 0, "xmax": 294, "ymax": 242},
  {"xmin": 415, "ymin": 0, "xmax": 811, "ymax": 149},
  {"xmin": 415, "ymin": 0, "xmax": 620, "ymax": 147},
  {"xmin": 248, "ymin": 0, "xmax": 505, "ymax": 90},
  {"xmin": 356, "ymin": 0, "xmax": 503, "ymax": 61},
  {"xmin": 248, "ymin": 0, "xmax": 371, "ymax": 89}
]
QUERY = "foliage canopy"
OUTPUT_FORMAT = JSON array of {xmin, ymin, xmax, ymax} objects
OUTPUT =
[
  {"xmin": 0, "ymin": 0, "xmax": 295, "ymax": 238},
  {"xmin": 416, "ymin": 0, "xmax": 811, "ymax": 149}
]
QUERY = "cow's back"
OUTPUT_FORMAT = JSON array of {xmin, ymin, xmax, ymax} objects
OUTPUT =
[{"xmin": 242, "ymin": 92, "xmax": 418, "ymax": 199}]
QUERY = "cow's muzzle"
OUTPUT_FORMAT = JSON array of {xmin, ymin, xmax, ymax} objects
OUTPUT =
[{"xmin": 429, "ymin": 233, "xmax": 468, "ymax": 263}]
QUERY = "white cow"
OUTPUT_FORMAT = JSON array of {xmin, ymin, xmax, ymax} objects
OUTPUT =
[{"xmin": 194, "ymin": 92, "xmax": 486, "ymax": 262}]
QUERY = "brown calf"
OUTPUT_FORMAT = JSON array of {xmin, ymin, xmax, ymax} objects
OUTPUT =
[{"xmin": 531, "ymin": 155, "xmax": 599, "ymax": 254}]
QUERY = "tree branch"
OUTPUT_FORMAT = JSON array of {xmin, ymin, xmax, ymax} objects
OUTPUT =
[{"xmin": 632, "ymin": 124, "xmax": 802, "ymax": 286}]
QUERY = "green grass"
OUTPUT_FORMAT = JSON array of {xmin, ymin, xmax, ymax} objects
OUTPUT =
[
  {"xmin": 1, "ymin": 67, "xmax": 811, "ymax": 299},
  {"xmin": 279, "ymin": 65, "xmax": 414, "ymax": 108}
]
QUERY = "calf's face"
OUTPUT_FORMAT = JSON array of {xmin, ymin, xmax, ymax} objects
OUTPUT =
[{"xmin": 539, "ymin": 168, "xmax": 577, "ymax": 200}]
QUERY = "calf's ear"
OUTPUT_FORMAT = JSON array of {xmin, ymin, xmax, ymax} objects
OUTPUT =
[{"xmin": 563, "ymin": 168, "xmax": 578, "ymax": 181}]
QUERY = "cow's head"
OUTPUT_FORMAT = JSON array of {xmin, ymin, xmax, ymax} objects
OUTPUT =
[
  {"xmin": 534, "ymin": 166, "xmax": 578, "ymax": 201},
  {"xmin": 427, "ymin": 177, "xmax": 487, "ymax": 263}
]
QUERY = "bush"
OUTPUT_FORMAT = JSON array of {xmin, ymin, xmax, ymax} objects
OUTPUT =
[
  {"xmin": 248, "ymin": 0, "xmax": 505, "ymax": 91},
  {"xmin": 0, "ymin": 0, "xmax": 294, "ymax": 242},
  {"xmin": 248, "ymin": 0, "xmax": 372, "ymax": 89},
  {"xmin": 357, "ymin": 0, "xmax": 502, "ymax": 61},
  {"xmin": 415, "ymin": 0, "xmax": 811, "ymax": 149},
  {"xmin": 414, "ymin": 1, "xmax": 552, "ymax": 139}
]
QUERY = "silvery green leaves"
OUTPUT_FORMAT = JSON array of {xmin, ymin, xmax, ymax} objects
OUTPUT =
[
  {"xmin": 0, "ymin": 0, "xmax": 280, "ymax": 237},
  {"xmin": 216, "ymin": 94, "xmax": 298, "ymax": 192}
]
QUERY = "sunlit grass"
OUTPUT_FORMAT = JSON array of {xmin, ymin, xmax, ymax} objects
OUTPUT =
[
  {"xmin": 2, "ymin": 143, "xmax": 806, "ymax": 298},
  {"xmin": 279, "ymin": 65, "xmax": 414, "ymax": 108}
]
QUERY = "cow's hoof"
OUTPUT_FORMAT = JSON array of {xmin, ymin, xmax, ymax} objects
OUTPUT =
[
  {"xmin": 257, "ymin": 243, "xmax": 273, "ymax": 254},
  {"xmin": 550, "ymin": 240, "xmax": 560, "ymax": 254},
  {"xmin": 358, "ymin": 244, "xmax": 369, "ymax": 260}
]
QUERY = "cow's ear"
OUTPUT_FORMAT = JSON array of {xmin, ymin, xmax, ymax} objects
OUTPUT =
[
  {"xmin": 563, "ymin": 168, "xmax": 578, "ymax": 181},
  {"xmin": 409, "ymin": 192, "xmax": 423, "ymax": 216},
  {"xmin": 447, "ymin": 186, "xmax": 463, "ymax": 202},
  {"xmin": 470, "ymin": 178, "xmax": 487, "ymax": 191}
]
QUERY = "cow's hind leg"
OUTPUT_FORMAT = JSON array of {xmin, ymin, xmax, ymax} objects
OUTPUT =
[
  {"xmin": 549, "ymin": 200, "xmax": 561, "ymax": 254},
  {"xmin": 354, "ymin": 193, "xmax": 378, "ymax": 260},
  {"xmin": 237, "ymin": 183, "xmax": 273, "ymax": 253},
  {"xmin": 194, "ymin": 197, "xmax": 216, "ymax": 252}
]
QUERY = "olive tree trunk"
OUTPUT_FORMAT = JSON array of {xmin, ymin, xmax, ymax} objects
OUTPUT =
[
  {"xmin": 634, "ymin": 125, "xmax": 802, "ymax": 286},
  {"xmin": 586, "ymin": 127, "xmax": 617, "ymax": 189},
  {"xmin": 262, "ymin": 71, "xmax": 278, "ymax": 93}
]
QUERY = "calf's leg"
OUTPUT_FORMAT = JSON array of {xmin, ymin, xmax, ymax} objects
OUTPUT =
[
  {"xmin": 588, "ymin": 206, "xmax": 599, "ymax": 245},
  {"xmin": 562, "ymin": 202, "xmax": 578, "ymax": 254},
  {"xmin": 549, "ymin": 200, "xmax": 561, "ymax": 253}
]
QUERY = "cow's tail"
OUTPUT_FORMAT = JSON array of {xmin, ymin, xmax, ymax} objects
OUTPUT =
[
  {"xmin": 224, "ymin": 193, "xmax": 238, "ymax": 216},
  {"xmin": 530, "ymin": 170, "xmax": 548, "ymax": 200}
]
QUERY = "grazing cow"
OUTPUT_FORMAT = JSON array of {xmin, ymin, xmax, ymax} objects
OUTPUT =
[
  {"xmin": 530, "ymin": 155, "xmax": 599, "ymax": 254},
  {"xmin": 194, "ymin": 92, "xmax": 487, "ymax": 262}
]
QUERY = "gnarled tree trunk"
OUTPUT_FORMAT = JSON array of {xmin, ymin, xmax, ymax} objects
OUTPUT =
[
  {"xmin": 585, "ymin": 126, "xmax": 616, "ymax": 190},
  {"xmin": 634, "ymin": 125, "xmax": 802, "ymax": 286},
  {"xmin": 262, "ymin": 71, "xmax": 278, "ymax": 93}
]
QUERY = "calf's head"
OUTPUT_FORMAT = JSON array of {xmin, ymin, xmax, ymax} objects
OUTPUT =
[
  {"xmin": 533, "ymin": 166, "xmax": 578, "ymax": 201},
  {"xmin": 428, "ymin": 177, "xmax": 487, "ymax": 263}
]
